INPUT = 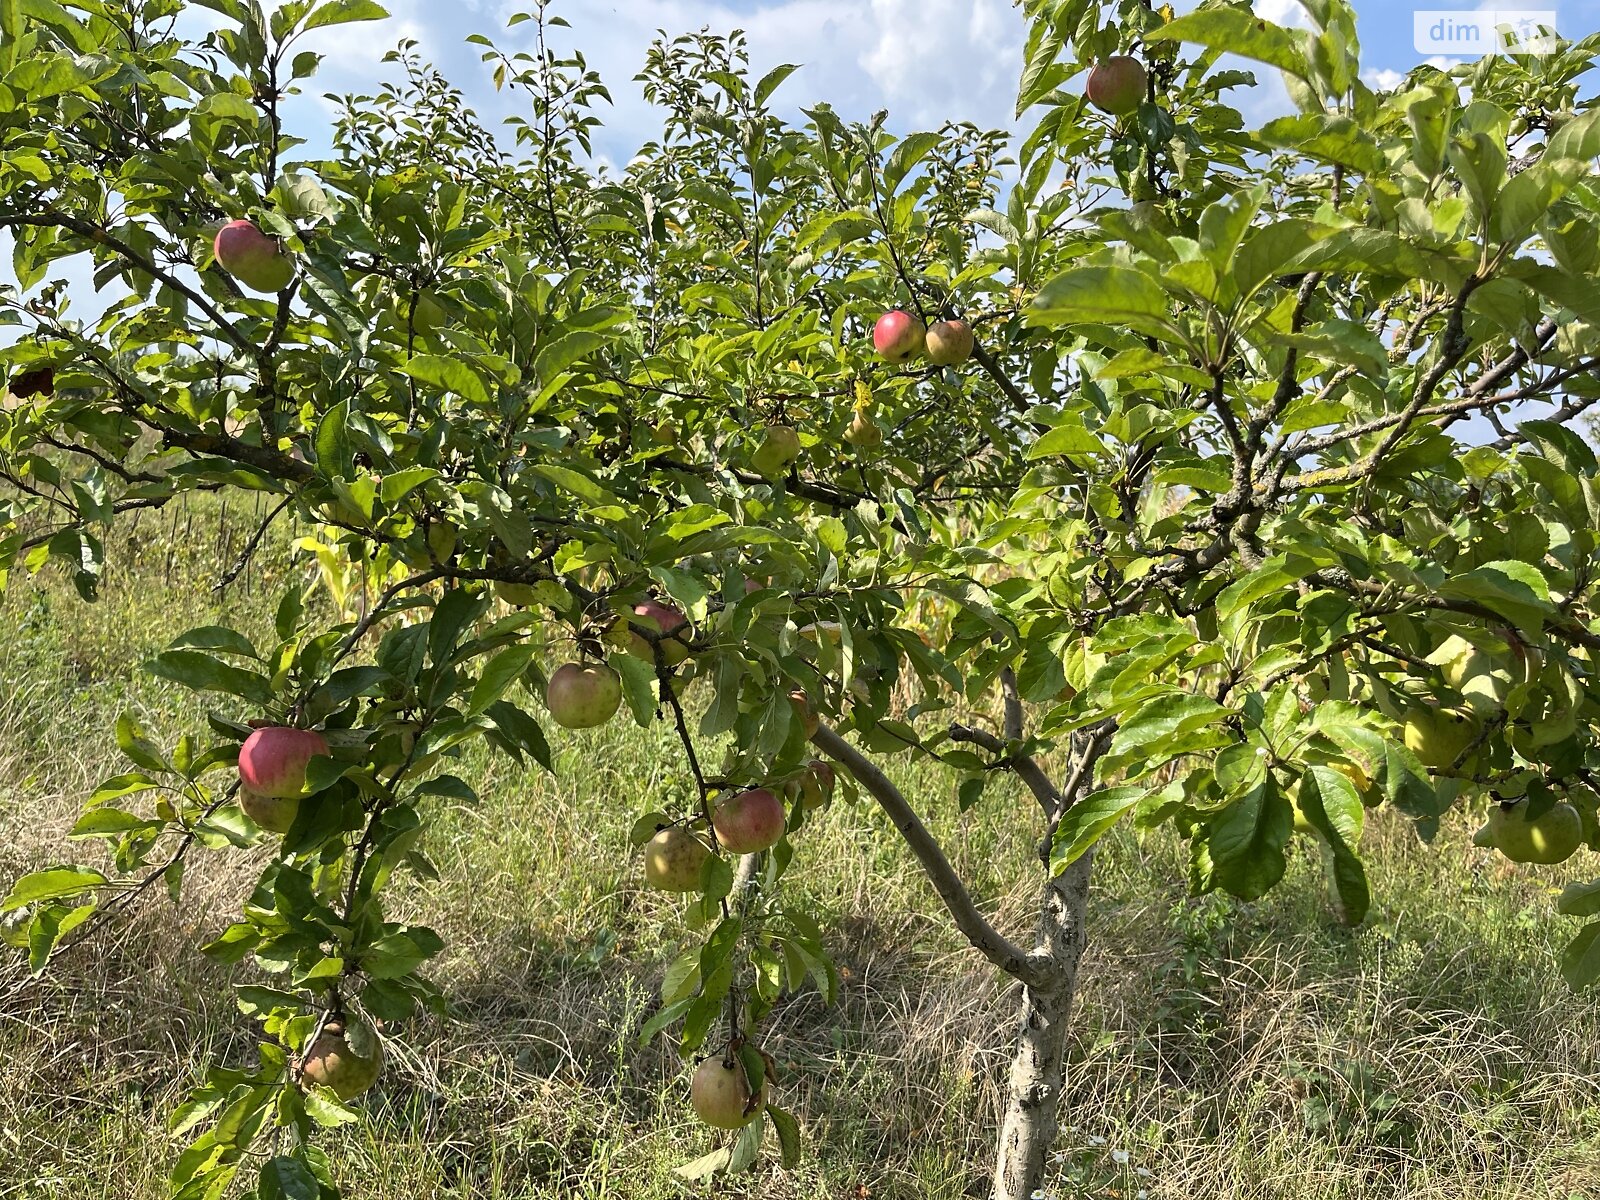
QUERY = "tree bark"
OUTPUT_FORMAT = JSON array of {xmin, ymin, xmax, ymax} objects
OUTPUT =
[{"xmin": 990, "ymin": 849, "xmax": 1094, "ymax": 1200}]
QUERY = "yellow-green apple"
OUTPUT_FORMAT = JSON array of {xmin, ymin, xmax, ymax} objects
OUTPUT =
[
  {"xmin": 1401, "ymin": 702, "xmax": 1479, "ymax": 769},
  {"xmin": 545, "ymin": 661, "xmax": 622, "ymax": 729},
  {"xmin": 751, "ymin": 425, "xmax": 801, "ymax": 478},
  {"xmin": 642, "ymin": 827, "xmax": 711, "ymax": 891},
  {"xmin": 690, "ymin": 1052, "xmax": 768, "ymax": 1129},
  {"xmin": 798, "ymin": 759, "xmax": 836, "ymax": 811},
  {"xmin": 240, "ymin": 788, "xmax": 300, "ymax": 834},
  {"xmin": 1473, "ymin": 801, "xmax": 1583, "ymax": 864},
  {"xmin": 788, "ymin": 689, "xmax": 819, "ymax": 738},
  {"xmin": 925, "ymin": 319, "xmax": 975, "ymax": 366},
  {"xmin": 845, "ymin": 410, "xmax": 884, "ymax": 447}
]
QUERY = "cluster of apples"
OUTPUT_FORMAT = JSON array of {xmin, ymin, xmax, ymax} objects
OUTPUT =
[
  {"xmin": 1389, "ymin": 632, "xmax": 1592, "ymax": 866},
  {"xmin": 230, "ymin": 728, "xmax": 386, "ymax": 1099},
  {"xmin": 642, "ymin": 754, "xmax": 837, "ymax": 890},
  {"xmin": 871, "ymin": 310, "xmax": 974, "ymax": 367}
]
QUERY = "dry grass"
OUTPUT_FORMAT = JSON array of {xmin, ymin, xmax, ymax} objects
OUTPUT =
[{"xmin": 1, "ymin": 508, "xmax": 1598, "ymax": 1199}]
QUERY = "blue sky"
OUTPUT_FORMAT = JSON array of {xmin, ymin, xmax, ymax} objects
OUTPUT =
[{"xmin": 272, "ymin": 0, "xmax": 1600, "ymax": 168}]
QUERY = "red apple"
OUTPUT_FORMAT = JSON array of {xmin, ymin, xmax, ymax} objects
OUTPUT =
[
  {"xmin": 627, "ymin": 599, "xmax": 690, "ymax": 666},
  {"xmin": 238, "ymin": 727, "xmax": 328, "ymax": 799},
  {"xmin": 300, "ymin": 1018, "xmax": 383, "ymax": 1101},
  {"xmin": 872, "ymin": 310, "xmax": 925, "ymax": 363},
  {"xmin": 925, "ymin": 319, "xmax": 975, "ymax": 366},
  {"xmin": 1086, "ymin": 55, "xmax": 1147, "ymax": 116},
  {"xmin": 546, "ymin": 661, "xmax": 622, "ymax": 729},
  {"xmin": 690, "ymin": 1052, "xmax": 768, "ymax": 1129},
  {"xmin": 642, "ymin": 827, "xmax": 711, "ymax": 891},
  {"xmin": 213, "ymin": 219, "xmax": 293, "ymax": 293},
  {"xmin": 712, "ymin": 787, "xmax": 787, "ymax": 854}
]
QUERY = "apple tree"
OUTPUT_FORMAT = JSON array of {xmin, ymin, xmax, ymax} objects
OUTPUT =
[{"xmin": 2, "ymin": 1, "xmax": 1600, "ymax": 1198}]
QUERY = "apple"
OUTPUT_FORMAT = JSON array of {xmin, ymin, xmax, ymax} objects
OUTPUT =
[
  {"xmin": 240, "ymin": 788, "xmax": 300, "ymax": 835},
  {"xmin": 798, "ymin": 759, "xmax": 836, "ymax": 812},
  {"xmin": 643, "ymin": 827, "xmax": 711, "ymax": 891},
  {"xmin": 845, "ymin": 410, "xmax": 883, "ymax": 448},
  {"xmin": 300, "ymin": 1018, "xmax": 383, "ymax": 1101},
  {"xmin": 1430, "ymin": 634, "xmax": 1512, "ymax": 716},
  {"xmin": 1473, "ymin": 801, "xmax": 1583, "ymax": 864},
  {"xmin": 789, "ymin": 689, "xmax": 820, "ymax": 738},
  {"xmin": 213, "ymin": 219, "xmax": 293, "ymax": 293},
  {"xmin": 872, "ymin": 310, "xmax": 925, "ymax": 363},
  {"xmin": 1085, "ymin": 55, "xmax": 1147, "ymax": 117},
  {"xmin": 712, "ymin": 787, "xmax": 786, "ymax": 854},
  {"xmin": 924, "ymin": 319, "xmax": 975, "ymax": 366},
  {"xmin": 751, "ymin": 425, "xmax": 801, "ymax": 478},
  {"xmin": 627, "ymin": 599, "xmax": 690, "ymax": 666},
  {"xmin": 546, "ymin": 661, "xmax": 623, "ymax": 729},
  {"xmin": 494, "ymin": 580, "xmax": 541, "ymax": 606},
  {"xmin": 238, "ymin": 727, "xmax": 328, "ymax": 799},
  {"xmin": 425, "ymin": 520, "xmax": 459, "ymax": 563},
  {"xmin": 398, "ymin": 290, "xmax": 445, "ymax": 335},
  {"xmin": 1400, "ymin": 702, "xmax": 1479, "ymax": 770},
  {"xmin": 690, "ymin": 1052, "xmax": 768, "ymax": 1129}
]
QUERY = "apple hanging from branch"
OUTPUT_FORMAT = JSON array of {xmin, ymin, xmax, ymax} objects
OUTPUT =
[{"xmin": 213, "ymin": 219, "xmax": 294, "ymax": 293}]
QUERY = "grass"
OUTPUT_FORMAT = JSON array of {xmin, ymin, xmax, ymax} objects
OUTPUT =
[{"xmin": 1, "ymin": 501, "xmax": 1598, "ymax": 1199}]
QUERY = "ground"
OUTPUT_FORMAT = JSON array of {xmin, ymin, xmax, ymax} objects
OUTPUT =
[{"xmin": 0, "ymin": 503, "xmax": 1596, "ymax": 1199}]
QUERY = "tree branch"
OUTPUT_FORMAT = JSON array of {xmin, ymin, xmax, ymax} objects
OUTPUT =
[{"xmin": 812, "ymin": 724, "xmax": 1043, "ymax": 985}]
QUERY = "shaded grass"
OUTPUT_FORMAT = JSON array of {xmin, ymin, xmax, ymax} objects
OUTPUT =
[{"xmin": 1, "ymin": 507, "xmax": 1598, "ymax": 1199}]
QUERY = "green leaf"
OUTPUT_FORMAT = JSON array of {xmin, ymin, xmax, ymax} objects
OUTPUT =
[
  {"xmin": 1028, "ymin": 266, "xmax": 1178, "ymax": 342},
  {"xmin": 767, "ymin": 1105, "xmax": 802, "ymax": 1167},
  {"xmin": 257, "ymin": 1156, "xmax": 319, "ymax": 1200},
  {"xmin": 1050, "ymin": 786, "xmax": 1143, "ymax": 871},
  {"xmin": 468, "ymin": 643, "xmax": 535, "ymax": 715},
  {"xmin": 116, "ymin": 712, "xmax": 170, "ymax": 771},
  {"xmin": 613, "ymin": 654, "xmax": 660, "ymax": 727},
  {"xmin": 399, "ymin": 355, "xmax": 492, "ymax": 406},
  {"xmin": 1298, "ymin": 766, "xmax": 1370, "ymax": 924},
  {"xmin": 26, "ymin": 902, "xmax": 94, "ymax": 973},
  {"xmin": 302, "ymin": 1087, "xmax": 360, "ymax": 1127},
  {"xmin": 754, "ymin": 62, "xmax": 800, "ymax": 107},
  {"xmin": 380, "ymin": 467, "xmax": 438, "ymax": 506},
  {"xmin": 1148, "ymin": 7, "xmax": 1310, "ymax": 79},
  {"xmin": 147, "ymin": 650, "xmax": 274, "ymax": 705},
  {"xmin": 883, "ymin": 131, "xmax": 941, "ymax": 195},
  {"xmin": 1560, "ymin": 921, "xmax": 1600, "ymax": 991},
  {"xmin": 1, "ymin": 867, "xmax": 107, "ymax": 912},
  {"xmin": 674, "ymin": 1146, "xmax": 734, "ymax": 1181},
  {"xmin": 1027, "ymin": 416, "xmax": 1104, "ymax": 460},
  {"xmin": 301, "ymin": 0, "xmax": 388, "ymax": 32},
  {"xmin": 530, "ymin": 462, "xmax": 621, "ymax": 509},
  {"xmin": 1557, "ymin": 879, "xmax": 1600, "ymax": 918},
  {"xmin": 1208, "ymin": 779, "xmax": 1291, "ymax": 900},
  {"xmin": 168, "ymin": 626, "xmax": 261, "ymax": 660},
  {"xmin": 1437, "ymin": 560, "xmax": 1552, "ymax": 633}
]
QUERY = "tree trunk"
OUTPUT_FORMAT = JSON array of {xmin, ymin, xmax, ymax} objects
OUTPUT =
[{"xmin": 990, "ymin": 849, "xmax": 1093, "ymax": 1200}]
